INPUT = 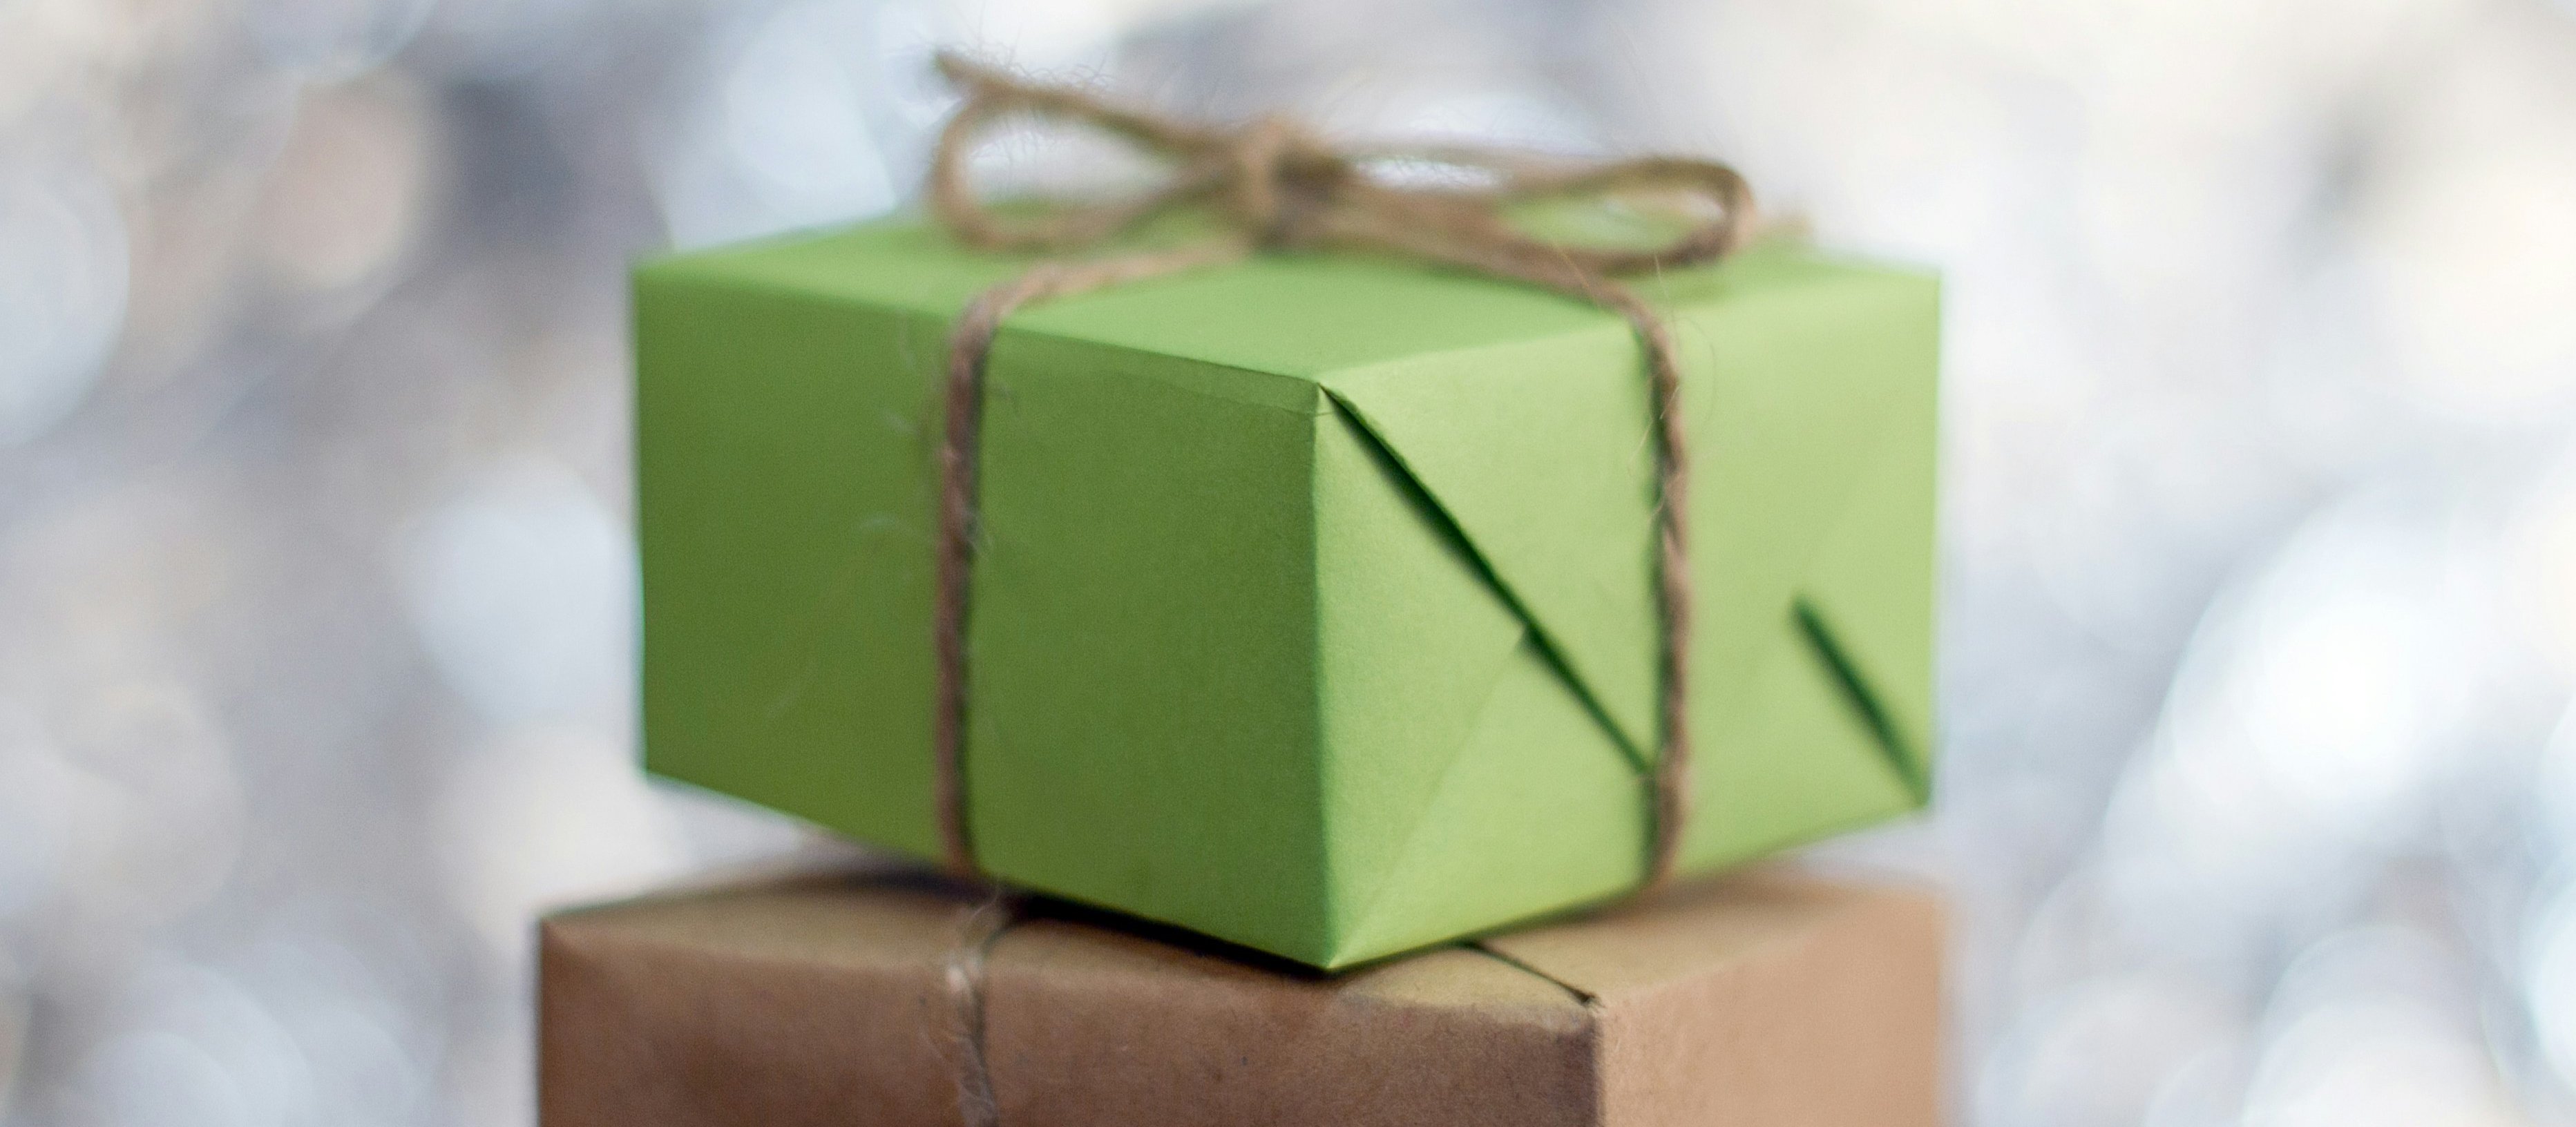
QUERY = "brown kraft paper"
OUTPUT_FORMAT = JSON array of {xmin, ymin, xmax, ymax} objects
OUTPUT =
[{"xmin": 539, "ymin": 868, "xmax": 1943, "ymax": 1127}]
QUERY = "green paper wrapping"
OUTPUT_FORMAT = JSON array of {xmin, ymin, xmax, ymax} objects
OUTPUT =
[{"xmin": 633, "ymin": 219, "xmax": 1938, "ymax": 968}]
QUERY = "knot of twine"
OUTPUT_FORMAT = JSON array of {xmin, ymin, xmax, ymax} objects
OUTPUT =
[{"xmin": 927, "ymin": 51, "xmax": 1753, "ymax": 889}]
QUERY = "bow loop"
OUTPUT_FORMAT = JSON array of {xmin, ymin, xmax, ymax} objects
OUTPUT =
[
  {"xmin": 928, "ymin": 52, "xmax": 1223, "ymax": 252},
  {"xmin": 1497, "ymin": 155, "xmax": 1755, "ymax": 272}
]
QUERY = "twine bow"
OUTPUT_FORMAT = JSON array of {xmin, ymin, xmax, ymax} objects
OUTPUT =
[{"xmin": 927, "ymin": 51, "xmax": 1754, "ymax": 891}]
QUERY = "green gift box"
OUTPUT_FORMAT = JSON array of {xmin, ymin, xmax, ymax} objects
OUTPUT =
[{"xmin": 634, "ymin": 219, "xmax": 1937, "ymax": 969}]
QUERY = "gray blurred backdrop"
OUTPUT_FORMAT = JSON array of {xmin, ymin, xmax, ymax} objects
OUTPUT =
[{"xmin": 6, "ymin": 1, "xmax": 2576, "ymax": 1124}]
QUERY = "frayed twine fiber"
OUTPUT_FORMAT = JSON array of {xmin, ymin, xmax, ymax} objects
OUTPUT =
[{"xmin": 942, "ymin": 892, "xmax": 1020, "ymax": 1127}]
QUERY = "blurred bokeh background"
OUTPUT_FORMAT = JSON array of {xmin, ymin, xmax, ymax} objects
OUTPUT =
[{"xmin": 3, "ymin": 0, "xmax": 2575, "ymax": 1123}]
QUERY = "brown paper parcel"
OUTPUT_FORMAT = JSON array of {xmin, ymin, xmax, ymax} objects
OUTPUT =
[{"xmin": 539, "ymin": 868, "xmax": 1942, "ymax": 1127}]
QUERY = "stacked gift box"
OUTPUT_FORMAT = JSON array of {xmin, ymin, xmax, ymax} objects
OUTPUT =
[
  {"xmin": 542, "ymin": 868, "xmax": 1939, "ymax": 1126},
  {"xmin": 541, "ymin": 64, "xmax": 1943, "ymax": 1124}
]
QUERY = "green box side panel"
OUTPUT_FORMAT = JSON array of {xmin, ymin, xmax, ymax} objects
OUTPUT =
[
  {"xmin": 969, "ymin": 332, "xmax": 1335, "ymax": 963},
  {"xmin": 1319, "ymin": 329, "xmax": 1659, "ymax": 759},
  {"xmin": 1330, "ymin": 641, "xmax": 1647, "ymax": 967},
  {"xmin": 1794, "ymin": 280, "xmax": 1941, "ymax": 776},
  {"xmin": 1688, "ymin": 615, "xmax": 1920, "ymax": 867},
  {"xmin": 633, "ymin": 267, "xmax": 946, "ymax": 859},
  {"xmin": 1309, "ymin": 403, "xmax": 1638, "ymax": 967},
  {"xmin": 1670, "ymin": 265, "xmax": 1943, "ymax": 869}
]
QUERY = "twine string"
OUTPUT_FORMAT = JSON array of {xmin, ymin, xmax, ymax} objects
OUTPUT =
[{"xmin": 926, "ymin": 51, "xmax": 1752, "ymax": 885}]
